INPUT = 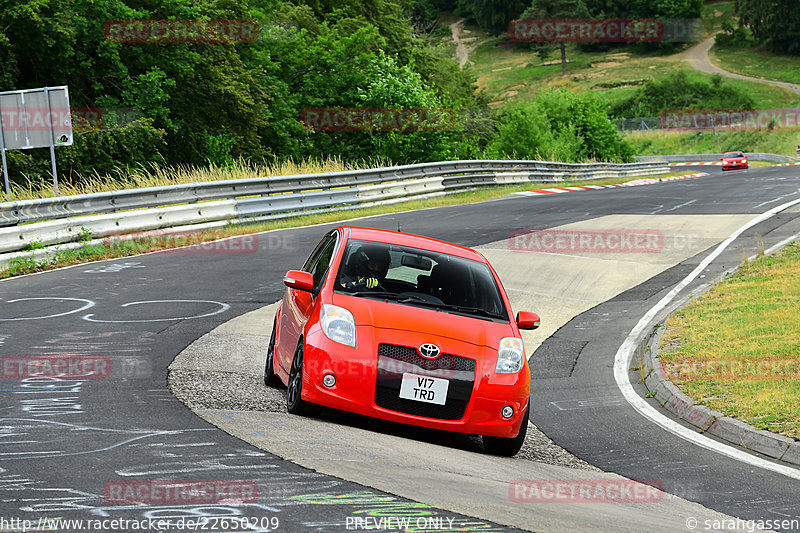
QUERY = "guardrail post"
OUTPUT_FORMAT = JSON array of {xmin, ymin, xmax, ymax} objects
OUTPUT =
[{"xmin": 0, "ymin": 104, "xmax": 9, "ymax": 200}]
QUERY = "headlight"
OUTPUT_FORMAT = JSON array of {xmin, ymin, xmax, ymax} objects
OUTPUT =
[
  {"xmin": 320, "ymin": 304, "xmax": 356, "ymax": 347},
  {"xmin": 496, "ymin": 337, "xmax": 525, "ymax": 373}
]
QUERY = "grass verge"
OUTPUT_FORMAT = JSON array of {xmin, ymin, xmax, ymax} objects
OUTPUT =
[
  {"xmin": 626, "ymin": 129, "xmax": 799, "ymax": 157},
  {"xmin": 0, "ymin": 171, "xmax": 694, "ymax": 279},
  {"xmin": 711, "ymin": 44, "xmax": 800, "ymax": 87},
  {"xmin": 659, "ymin": 241, "xmax": 800, "ymax": 439}
]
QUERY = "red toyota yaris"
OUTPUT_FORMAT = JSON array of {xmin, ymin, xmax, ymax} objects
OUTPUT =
[{"xmin": 264, "ymin": 226, "xmax": 540, "ymax": 456}]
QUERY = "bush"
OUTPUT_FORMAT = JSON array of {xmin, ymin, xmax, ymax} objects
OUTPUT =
[
  {"xmin": 610, "ymin": 71, "xmax": 755, "ymax": 119},
  {"xmin": 485, "ymin": 90, "xmax": 634, "ymax": 162},
  {"xmin": 4, "ymin": 119, "xmax": 167, "ymax": 190},
  {"xmin": 715, "ymin": 21, "xmax": 753, "ymax": 48}
]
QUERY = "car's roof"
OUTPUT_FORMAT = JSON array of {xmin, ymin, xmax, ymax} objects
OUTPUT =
[
  {"xmin": 343, "ymin": 226, "xmax": 486, "ymax": 262},
  {"xmin": 723, "ymin": 151, "xmax": 744, "ymax": 155}
]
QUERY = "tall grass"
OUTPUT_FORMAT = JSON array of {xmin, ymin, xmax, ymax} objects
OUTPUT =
[
  {"xmin": 8, "ymin": 156, "xmax": 394, "ymax": 201},
  {"xmin": 625, "ymin": 129, "xmax": 798, "ymax": 157}
]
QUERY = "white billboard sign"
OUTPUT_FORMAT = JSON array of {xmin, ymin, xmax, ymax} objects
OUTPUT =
[{"xmin": 0, "ymin": 86, "xmax": 71, "ymax": 199}]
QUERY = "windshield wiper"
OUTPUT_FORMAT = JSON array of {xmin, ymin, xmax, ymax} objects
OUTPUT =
[
  {"xmin": 434, "ymin": 303, "xmax": 507, "ymax": 320},
  {"xmin": 344, "ymin": 291, "xmax": 506, "ymax": 320},
  {"xmin": 350, "ymin": 292, "xmax": 448, "ymax": 307},
  {"xmin": 394, "ymin": 296, "xmax": 506, "ymax": 320},
  {"xmin": 346, "ymin": 290, "xmax": 416, "ymax": 302},
  {"xmin": 347, "ymin": 290, "xmax": 394, "ymax": 297}
]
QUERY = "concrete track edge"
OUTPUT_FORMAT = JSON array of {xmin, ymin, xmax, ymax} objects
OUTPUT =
[
  {"xmin": 614, "ymin": 199, "xmax": 800, "ymax": 480},
  {"xmin": 168, "ymin": 305, "xmax": 749, "ymax": 532},
  {"xmin": 639, "ymin": 242, "xmax": 800, "ymax": 467}
]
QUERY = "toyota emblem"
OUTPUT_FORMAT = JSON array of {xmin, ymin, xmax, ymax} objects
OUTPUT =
[{"xmin": 418, "ymin": 343, "xmax": 441, "ymax": 359}]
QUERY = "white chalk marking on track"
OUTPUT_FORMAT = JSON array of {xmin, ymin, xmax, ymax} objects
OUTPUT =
[
  {"xmin": 82, "ymin": 300, "xmax": 230, "ymax": 323},
  {"xmin": 0, "ymin": 298, "xmax": 95, "ymax": 321}
]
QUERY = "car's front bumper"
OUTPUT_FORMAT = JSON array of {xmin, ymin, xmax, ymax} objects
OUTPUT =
[
  {"xmin": 722, "ymin": 160, "xmax": 748, "ymax": 169},
  {"xmin": 299, "ymin": 325, "xmax": 530, "ymax": 438}
]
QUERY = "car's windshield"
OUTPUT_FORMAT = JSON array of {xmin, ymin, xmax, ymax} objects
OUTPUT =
[
  {"xmin": 334, "ymin": 239, "xmax": 509, "ymax": 322},
  {"xmin": 724, "ymin": 152, "xmax": 744, "ymax": 158}
]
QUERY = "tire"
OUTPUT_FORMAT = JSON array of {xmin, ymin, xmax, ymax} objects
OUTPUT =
[
  {"xmin": 483, "ymin": 402, "xmax": 529, "ymax": 457},
  {"xmin": 286, "ymin": 342, "xmax": 319, "ymax": 416},
  {"xmin": 264, "ymin": 318, "xmax": 280, "ymax": 388}
]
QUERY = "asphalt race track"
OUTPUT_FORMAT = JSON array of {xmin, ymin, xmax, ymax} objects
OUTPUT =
[{"xmin": 2, "ymin": 164, "xmax": 799, "ymax": 532}]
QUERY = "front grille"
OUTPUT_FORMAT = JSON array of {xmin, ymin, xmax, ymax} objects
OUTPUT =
[
  {"xmin": 375, "ymin": 343, "xmax": 475, "ymax": 421},
  {"xmin": 377, "ymin": 344, "xmax": 476, "ymax": 372}
]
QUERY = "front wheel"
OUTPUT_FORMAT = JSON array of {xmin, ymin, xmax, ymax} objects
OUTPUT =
[
  {"xmin": 286, "ymin": 342, "xmax": 319, "ymax": 416},
  {"xmin": 264, "ymin": 318, "xmax": 280, "ymax": 388},
  {"xmin": 482, "ymin": 402, "xmax": 529, "ymax": 457}
]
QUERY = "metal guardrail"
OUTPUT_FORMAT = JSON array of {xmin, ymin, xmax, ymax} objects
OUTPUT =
[
  {"xmin": 0, "ymin": 160, "xmax": 668, "ymax": 257},
  {"xmin": 635, "ymin": 153, "xmax": 799, "ymax": 163}
]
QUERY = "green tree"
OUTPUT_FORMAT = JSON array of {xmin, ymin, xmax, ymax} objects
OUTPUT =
[
  {"xmin": 0, "ymin": 0, "xmax": 488, "ymax": 183},
  {"xmin": 486, "ymin": 90, "xmax": 633, "ymax": 162},
  {"xmin": 521, "ymin": 0, "xmax": 591, "ymax": 76},
  {"xmin": 582, "ymin": 0, "xmax": 701, "ymax": 18},
  {"xmin": 456, "ymin": 0, "xmax": 528, "ymax": 36},
  {"xmin": 734, "ymin": 0, "xmax": 799, "ymax": 54}
]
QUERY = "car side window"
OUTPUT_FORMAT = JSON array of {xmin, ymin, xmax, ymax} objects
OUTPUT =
[{"xmin": 303, "ymin": 231, "xmax": 338, "ymax": 293}]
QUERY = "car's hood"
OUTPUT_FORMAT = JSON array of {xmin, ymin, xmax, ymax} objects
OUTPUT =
[{"xmin": 332, "ymin": 293, "xmax": 514, "ymax": 349}]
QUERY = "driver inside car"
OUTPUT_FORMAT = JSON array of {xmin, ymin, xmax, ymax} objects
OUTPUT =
[{"xmin": 340, "ymin": 244, "xmax": 390, "ymax": 290}]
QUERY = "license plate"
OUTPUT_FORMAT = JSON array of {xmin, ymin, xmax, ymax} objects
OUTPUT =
[{"xmin": 399, "ymin": 373, "xmax": 448, "ymax": 405}]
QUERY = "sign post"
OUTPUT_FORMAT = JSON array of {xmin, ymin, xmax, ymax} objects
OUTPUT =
[
  {"xmin": 0, "ymin": 122, "xmax": 9, "ymax": 200},
  {"xmin": 0, "ymin": 86, "xmax": 72, "ymax": 201},
  {"xmin": 44, "ymin": 87, "xmax": 60, "ymax": 196}
]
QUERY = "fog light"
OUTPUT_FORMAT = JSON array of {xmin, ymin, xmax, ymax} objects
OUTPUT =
[
  {"xmin": 322, "ymin": 374, "xmax": 336, "ymax": 387},
  {"xmin": 501, "ymin": 405, "xmax": 514, "ymax": 419}
]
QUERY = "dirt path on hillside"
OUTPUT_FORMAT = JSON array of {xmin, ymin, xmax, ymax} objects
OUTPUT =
[
  {"xmin": 450, "ymin": 18, "xmax": 470, "ymax": 68},
  {"xmin": 685, "ymin": 36, "xmax": 800, "ymax": 96}
]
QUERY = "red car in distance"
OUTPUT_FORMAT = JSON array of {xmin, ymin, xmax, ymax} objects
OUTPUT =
[
  {"xmin": 264, "ymin": 226, "xmax": 541, "ymax": 456},
  {"xmin": 721, "ymin": 151, "xmax": 748, "ymax": 171}
]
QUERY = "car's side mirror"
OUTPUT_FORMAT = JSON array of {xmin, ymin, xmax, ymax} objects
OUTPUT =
[
  {"xmin": 516, "ymin": 311, "xmax": 540, "ymax": 330},
  {"xmin": 283, "ymin": 270, "xmax": 314, "ymax": 291}
]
